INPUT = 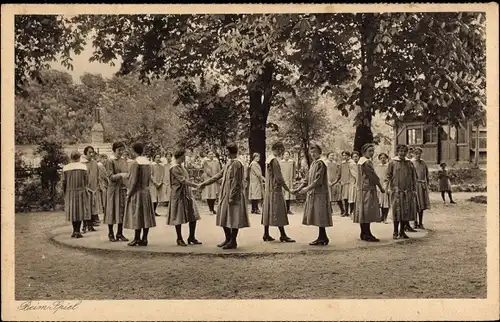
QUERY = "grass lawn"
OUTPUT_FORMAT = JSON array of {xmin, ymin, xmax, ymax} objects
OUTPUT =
[{"xmin": 14, "ymin": 192, "xmax": 486, "ymax": 300}]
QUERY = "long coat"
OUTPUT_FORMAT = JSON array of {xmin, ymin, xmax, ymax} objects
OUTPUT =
[
  {"xmin": 374, "ymin": 163, "xmax": 390, "ymax": 209},
  {"xmin": 248, "ymin": 161, "xmax": 264, "ymax": 200},
  {"xmin": 62, "ymin": 162, "xmax": 91, "ymax": 222},
  {"xmin": 280, "ymin": 159, "xmax": 296, "ymax": 201},
  {"xmin": 386, "ymin": 157, "xmax": 418, "ymax": 222},
  {"xmin": 348, "ymin": 160, "xmax": 358, "ymax": 203},
  {"xmin": 353, "ymin": 157, "xmax": 382, "ymax": 223},
  {"xmin": 150, "ymin": 162, "xmax": 167, "ymax": 203},
  {"xmin": 302, "ymin": 158, "xmax": 333, "ymax": 227},
  {"xmin": 339, "ymin": 161, "xmax": 351, "ymax": 201},
  {"xmin": 262, "ymin": 156, "xmax": 289, "ymax": 227},
  {"xmin": 104, "ymin": 155, "xmax": 129, "ymax": 224},
  {"xmin": 326, "ymin": 160, "xmax": 342, "ymax": 202},
  {"xmin": 166, "ymin": 163, "xmax": 201, "ymax": 225},
  {"xmin": 412, "ymin": 159, "xmax": 431, "ymax": 210},
  {"xmin": 202, "ymin": 158, "xmax": 250, "ymax": 229},
  {"xmin": 162, "ymin": 161, "xmax": 172, "ymax": 201},
  {"xmin": 201, "ymin": 159, "xmax": 221, "ymax": 200},
  {"xmin": 81, "ymin": 156, "xmax": 99, "ymax": 217},
  {"xmin": 96, "ymin": 162, "xmax": 108, "ymax": 215},
  {"xmin": 124, "ymin": 156, "xmax": 157, "ymax": 230}
]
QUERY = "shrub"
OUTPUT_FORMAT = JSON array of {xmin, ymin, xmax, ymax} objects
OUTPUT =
[
  {"xmin": 428, "ymin": 168, "xmax": 487, "ymax": 192},
  {"xmin": 469, "ymin": 195, "xmax": 487, "ymax": 204}
]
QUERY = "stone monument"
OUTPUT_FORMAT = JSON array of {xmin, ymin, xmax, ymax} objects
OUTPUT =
[{"xmin": 91, "ymin": 106, "xmax": 104, "ymax": 144}]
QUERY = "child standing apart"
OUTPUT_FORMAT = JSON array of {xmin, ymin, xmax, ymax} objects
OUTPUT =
[
  {"xmin": 62, "ymin": 151, "xmax": 90, "ymax": 238},
  {"xmin": 438, "ymin": 163, "xmax": 456, "ymax": 204}
]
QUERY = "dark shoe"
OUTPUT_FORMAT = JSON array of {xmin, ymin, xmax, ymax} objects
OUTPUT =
[
  {"xmin": 263, "ymin": 235, "xmax": 275, "ymax": 242},
  {"xmin": 405, "ymin": 226, "xmax": 417, "ymax": 233},
  {"xmin": 222, "ymin": 240, "xmax": 237, "ymax": 249},
  {"xmin": 399, "ymin": 232, "xmax": 410, "ymax": 239},
  {"xmin": 138, "ymin": 240, "xmax": 148, "ymax": 246},
  {"xmin": 71, "ymin": 233, "xmax": 77, "ymax": 238},
  {"xmin": 360, "ymin": 233, "xmax": 367, "ymax": 241},
  {"xmin": 212, "ymin": 210, "xmax": 217, "ymax": 215},
  {"xmin": 280, "ymin": 236, "xmax": 296, "ymax": 243},
  {"xmin": 309, "ymin": 239, "xmax": 328, "ymax": 246},
  {"xmin": 108, "ymin": 234, "xmax": 117, "ymax": 242},
  {"xmin": 254, "ymin": 209, "xmax": 261, "ymax": 214},
  {"xmin": 450, "ymin": 201, "xmax": 456, "ymax": 204},
  {"xmin": 413, "ymin": 222, "xmax": 419, "ymax": 229},
  {"xmin": 155, "ymin": 213, "xmax": 160, "ymax": 217},
  {"xmin": 393, "ymin": 233, "xmax": 399, "ymax": 240},
  {"xmin": 419, "ymin": 224, "xmax": 425, "ymax": 229},
  {"xmin": 187, "ymin": 238, "xmax": 202, "ymax": 245},
  {"xmin": 365, "ymin": 235, "xmax": 380, "ymax": 242},
  {"xmin": 88, "ymin": 226, "xmax": 96, "ymax": 232},
  {"xmin": 75, "ymin": 232, "xmax": 84, "ymax": 238},
  {"xmin": 287, "ymin": 210, "xmax": 293, "ymax": 215},
  {"xmin": 217, "ymin": 239, "xmax": 230, "ymax": 248},
  {"xmin": 177, "ymin": 239, "xmax": 187, "ymax": 247},
  {"xmin": 115, "ymin": 235, "xmax": 129, "ymax": 242},
  {"xmin": 127, "ymin": 240, "xmax": 141, "ymax": 246}
]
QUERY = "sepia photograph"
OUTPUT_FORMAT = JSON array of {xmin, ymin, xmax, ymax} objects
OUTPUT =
[{"xmin": 2, "ymin": 3, "xmax": 499, "ymax": 321}]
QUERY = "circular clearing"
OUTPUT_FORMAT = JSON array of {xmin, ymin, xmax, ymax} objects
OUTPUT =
[{"xmin": 51, "ymin": 205, "xmax": 428, "ymax": 256}]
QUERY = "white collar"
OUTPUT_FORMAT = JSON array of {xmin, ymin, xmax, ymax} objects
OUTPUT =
[
  {"xmin": 134, "ymin": 156, "xmax": 150, "ymax": 165},
  {"xmin": 358, "ymin": 156, "xmax": 370, "ymax": 165},
  {"xmin": 265, "ymin": 155, "xmax": 277, "ymax": 164},
  {"xmin": 63, "ymin": 162, "xmax": 88, "ymax": 172}
]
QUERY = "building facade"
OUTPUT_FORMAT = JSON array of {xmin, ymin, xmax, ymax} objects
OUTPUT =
[{"xmin": 394, "ymin": 118, "xmax": 486, "ymax": 165}]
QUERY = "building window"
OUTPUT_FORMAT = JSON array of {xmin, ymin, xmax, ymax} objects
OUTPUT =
[
  {"xmin": 471, "ymin": 128, "xmax": 487, "ymax": 150},
  {"xmin": 407, "ymin": 128, "xmax": 422, "ymax": 145},
  {"xmin": 423, "ymin": 127, "xmax": 438, "ymax": 143},
  {"xmin": 456, "ymin": 126, "xmax": 467, "ymax": 144}
]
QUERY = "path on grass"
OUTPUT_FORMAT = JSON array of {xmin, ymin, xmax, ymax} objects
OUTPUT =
[{"xmin": 15, "ymin": 192, "xmax": 487, "ymax": 299}]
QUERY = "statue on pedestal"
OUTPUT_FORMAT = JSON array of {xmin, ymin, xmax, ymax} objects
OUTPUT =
[{"xmin": 91, "ymin": 106, "xmax": 104, "ymax": 144}]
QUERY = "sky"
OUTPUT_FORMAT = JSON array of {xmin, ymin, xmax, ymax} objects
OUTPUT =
[{"xmin": 50, "ymin": 40, "xmax": 120, "ymax": 83}]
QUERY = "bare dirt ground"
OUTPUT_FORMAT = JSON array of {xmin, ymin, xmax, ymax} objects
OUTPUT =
[{"xmin": 15, "ymin": 192, "xmax": 486, "ymax": 300}]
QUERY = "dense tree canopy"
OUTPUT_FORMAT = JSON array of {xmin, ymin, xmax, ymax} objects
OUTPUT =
[
  {"xmin": 15, "ymin": 69, "xmax": 181, "ymax": 148},
  {"xmin": 15, "ymin": 12, "xmax": 486, "ymax": 164}
]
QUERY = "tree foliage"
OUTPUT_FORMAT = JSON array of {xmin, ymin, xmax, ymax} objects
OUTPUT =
[
  {"xmin": 327, "ymin": 13, "xmax": 486, "ymax": 152},
  {"xmin": 176, "ymin": 75, "xmax": 247, "ymax": 160},
  {"xmin": 15, "ymin": 15, "xmax": 89, "ymax": 94},
  {"xmin": 15, "ymin": 69, "xmax": 94, "ymax": 144},
  {"xmin": 278, "ymin": 91, "xmax": 329, "ymax": 166},
  {"xmin": 15, "ymin": 13, "xmax": 486, "ymax": 161},
  {"xmin": 15, "ymin": 69, "xmax": 182, "ymax": 149}
]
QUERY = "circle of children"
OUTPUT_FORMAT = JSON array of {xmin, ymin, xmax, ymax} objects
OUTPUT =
[{"xmin": 62, "ymin": 140, "xmax": 455, "ymax": 250}]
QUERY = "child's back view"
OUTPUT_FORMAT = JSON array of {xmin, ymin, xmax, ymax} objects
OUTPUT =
[{"xmin": 62, "ymin": 151, "xmax": 91, "ymax": 238}]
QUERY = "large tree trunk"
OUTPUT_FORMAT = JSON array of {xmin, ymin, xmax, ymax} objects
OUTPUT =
[
  {"xmin": 354, "ymin": 13, "xmax": 377, "ymax": 153},
  {"xmin": 248, "ymin": 63, "xmax": 274, "ymax": 173},
  {"xmin": 354, "ymin": 123, "xmax": 374, "ymax": 153}
]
